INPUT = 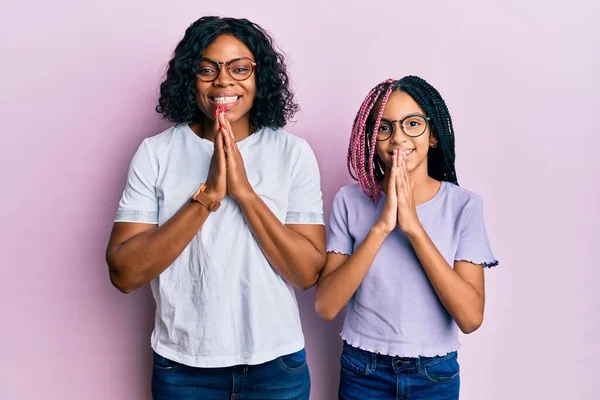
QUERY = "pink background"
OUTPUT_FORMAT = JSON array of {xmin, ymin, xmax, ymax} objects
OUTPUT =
[{"xmin": 1, "ymin": 0, "xmax": 598, "ymax": 399}]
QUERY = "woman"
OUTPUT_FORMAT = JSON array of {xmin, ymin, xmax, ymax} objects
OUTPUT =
[{"xmin": 106, "ymin": 16, "xmax": 326, "ymax": 399}]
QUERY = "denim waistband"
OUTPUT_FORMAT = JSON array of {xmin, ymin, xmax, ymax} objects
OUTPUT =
[{"xmin": 342, "ymin": 341, "xmax": 457, "ymax": 371}]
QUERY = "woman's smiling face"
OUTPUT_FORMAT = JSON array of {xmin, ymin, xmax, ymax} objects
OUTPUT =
[{"xmin": 195, "ymin": 34, "xmax": 257, "ymax": 123}]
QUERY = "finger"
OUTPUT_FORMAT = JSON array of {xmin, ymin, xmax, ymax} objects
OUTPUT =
[
  {"xmin": 399, "ymin": 154, "xmax": 406, "ymax": 185},
  {"xmin": 396, "ymin": 151, "xmax": 404, "ymax": 190},
  {"xmin": 389, "ymin": 150, "xmax": 398, "ymax": 199},
  {"xmin": 214, "ymin": 128, "xmax": 222, "ymax": 149},
  {"xmin": 214, "ymin": 130, "xmax": 227, "ymax": 172},
  {"xmin": 216, "ymin": 129, "xmax": 225, "ymax": 156},
  {"xmin": 220, "ymin": 114, "xmax": 234, "ymax": 154},
  {"xmin": 221, "ymin": 110, "xmax": 230, "ymax": 129},
  {"xmin": 222, "ymin": 112, "xmax": 237, "ymax": 150},
  {"xmin": 401, "ymin": 154, "xmax": 411, "ymax": 195},
  {"xmin": 213, "ymin": 109, "xmax": 221, "ymax": 140},
  {"xmin": 217, "ymin": 112, "xmax": 228, "ymax": 135},
  {"xmin": 221, "ymin": 122, "xmax": 232, "ymax": 154},
  {"xmin": 219, "ymin": 116, "xmax": 228, "ymax": 133},
  {"xmin": 213, "ymin": 107, "xmax": 225, "ymax": 131}
]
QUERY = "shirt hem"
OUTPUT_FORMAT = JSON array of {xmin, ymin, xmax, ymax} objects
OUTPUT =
[
  {"xmin": 114, "ymin": 219, "xmax": 157, "ymax": 224},
  {"xmin": 340, "ymin": 332, "xmax": 461, "ymax": 358},
  {"xmin": 455, "ymin": 258, "xmax": 499, "ymax": 268},
  {"xmin": 114, "ymin": 209, "xmax": 158, "ymax": 224},
  {"xmin": 326, "ymin": 246, "xmax": 352, "ymax": 256},
  {"xmin": 151, "ymin": 340, "xmax": 305, "ymax": 368},
  {"xmin": 285, "ymin": 211, "xmax": 325, "ymax": 225}
]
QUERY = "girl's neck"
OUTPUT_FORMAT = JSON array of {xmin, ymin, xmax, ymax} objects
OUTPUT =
[{"xmin": 382, "ymin": 167, "xmax": 441, "ymax": 205}]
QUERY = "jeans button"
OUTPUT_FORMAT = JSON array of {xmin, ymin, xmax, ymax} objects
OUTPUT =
[{"xmin": 395, "ymin": 359, "xmax": 409, "ymax": 367}]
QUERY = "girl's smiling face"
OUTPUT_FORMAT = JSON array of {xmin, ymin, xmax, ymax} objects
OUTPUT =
[{"xmin": 375, "ymin": 91, "xmax": 438, "ymax": 176}]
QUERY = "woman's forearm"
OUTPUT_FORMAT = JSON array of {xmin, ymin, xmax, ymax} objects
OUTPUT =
[
  {"xmin": 106, "ymin": 201, "xmax": 212, "ymax": 293},
  {"xmin": 237, "ymin": 191, "xmax": 326, "ymax": 290}
]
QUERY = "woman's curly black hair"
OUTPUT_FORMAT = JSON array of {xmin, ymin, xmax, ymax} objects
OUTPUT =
[{"xmin": 156, "ymin": 16, "xmax": 299, "ymax": 129}]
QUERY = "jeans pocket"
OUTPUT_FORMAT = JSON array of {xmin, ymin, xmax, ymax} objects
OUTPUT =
[
  {"xmin": 422, "ymin": 352, "xmax": 460, "ymax": 384},
  {"xmin": 152, "ymin": 351, "xmax": 184, "ymax": 372},
  {"xmin": 277, "ymin": 349, "xmax": 307, "ymax": 373},
  {"xmin": 340, "ymin": 350, "xmax": 366, "ymax": 377}
]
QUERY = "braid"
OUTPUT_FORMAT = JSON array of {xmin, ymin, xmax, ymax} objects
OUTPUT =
[
  {"xmin": 347, "ymin": 79, "xmax": 394, "ymax": 203},
  {"xmin": 347, "ymin": 76, "xmax": 458, "ymax": 203},
  {"xmin": 397, "ymin": 76, "xmax": 458, "ymax": 185}
]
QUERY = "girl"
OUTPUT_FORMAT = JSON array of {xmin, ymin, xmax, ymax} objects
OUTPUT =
[
  {"xmin": 106, "ymin": 16, "xmax": 326, "ymax": 399},
  {"xmin": 315, "ymin": 76, "xmax": 498, "ymax": 399}
]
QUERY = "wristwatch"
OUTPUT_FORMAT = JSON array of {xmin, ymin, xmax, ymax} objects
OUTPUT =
[{"xmin": 190, "ymin": 183, "xmax": 221, "ymax": 212}]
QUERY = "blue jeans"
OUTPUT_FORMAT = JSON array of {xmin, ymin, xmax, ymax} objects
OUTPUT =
[
  {"xmin": 151, "ymin": 349, "xmax": 310, "ymax": 400},
  {"xmin": 339, "ymin": 342, "xmax": 460, "ymax": 400}
]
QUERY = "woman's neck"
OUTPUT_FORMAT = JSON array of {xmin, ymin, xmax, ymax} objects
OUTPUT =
[{"xmin": 190, "ymin": 114, "xmax": 254, "ymax": 142}]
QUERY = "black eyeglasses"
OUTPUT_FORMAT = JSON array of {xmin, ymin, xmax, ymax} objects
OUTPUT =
[
  {"xmin": 375, "ymin": 114, "xmax": 431, "ymax": 141},
  {"xmin": 197, "ymin": 57, "xmax": 257, "ymax": 82}
]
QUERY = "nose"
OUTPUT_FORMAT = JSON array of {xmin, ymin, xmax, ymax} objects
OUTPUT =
[
  {"xmin": 213, "ymin": 64, "xmax": 234, "ymax": 87},
  {"xmin": 390, "ymin": 122, "xmax": 408, "ymax": 144}
]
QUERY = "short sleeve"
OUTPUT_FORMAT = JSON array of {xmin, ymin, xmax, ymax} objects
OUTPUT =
[
  {"xmin": 455, "ymin": 197, "xmax": 498, "ymax": 268},
  {"xmin": 284, "ymin": 140, "xmax": 324, "ymax": 225},
  {"xmin": 114, "ymin": 140, "xmax": 159, "ymax": 224},
  {"xmin": 326, "ymin": 188, "xmax": 354, "ymax": 256}
]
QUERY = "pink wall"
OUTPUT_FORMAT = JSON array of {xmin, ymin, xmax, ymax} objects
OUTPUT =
[{"xmin": 1, "ymin": 0, "xmax": 598, "ymax": 399}]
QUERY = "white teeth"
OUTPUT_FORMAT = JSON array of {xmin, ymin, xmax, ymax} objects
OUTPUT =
[{"xmin": 214, "ymin": 96, "xmax": 239, "ymax": 104}]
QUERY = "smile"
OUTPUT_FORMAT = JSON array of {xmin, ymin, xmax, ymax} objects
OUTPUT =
[
  {"xmin": 210, "ymin": 96, "xmax": 240, "ymax": 104},
  {"xmin": 389, "ymin": 149, "xmax": 414, "ymax": 157}
]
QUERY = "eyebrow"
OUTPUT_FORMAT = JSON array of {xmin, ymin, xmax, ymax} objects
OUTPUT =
[
  {"xmin": 380, "ymin": 113, "xmax": 426, "ymax": 121},
  {"xmin": 200, "ymin": 56, "xmax": 255, "ymax": 63}
]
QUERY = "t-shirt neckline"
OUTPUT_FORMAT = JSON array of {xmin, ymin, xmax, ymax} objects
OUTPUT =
[
  {"xmin": 183, "ymin": 123, "xmax": 264, "ymax": 149},
  {"xmin": 379, "ymin": 180, "xmax": 447, "ymax": 210}
]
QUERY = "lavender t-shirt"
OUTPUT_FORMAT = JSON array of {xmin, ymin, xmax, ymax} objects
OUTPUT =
[{"xmin": 327, "ymin": 181, "xmax": 498, "ymax": 357}]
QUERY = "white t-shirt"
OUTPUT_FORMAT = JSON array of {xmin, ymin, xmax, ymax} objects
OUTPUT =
[{"xmin": 114, "ymin": 124, "xmax": 324, "ymax": 368}]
